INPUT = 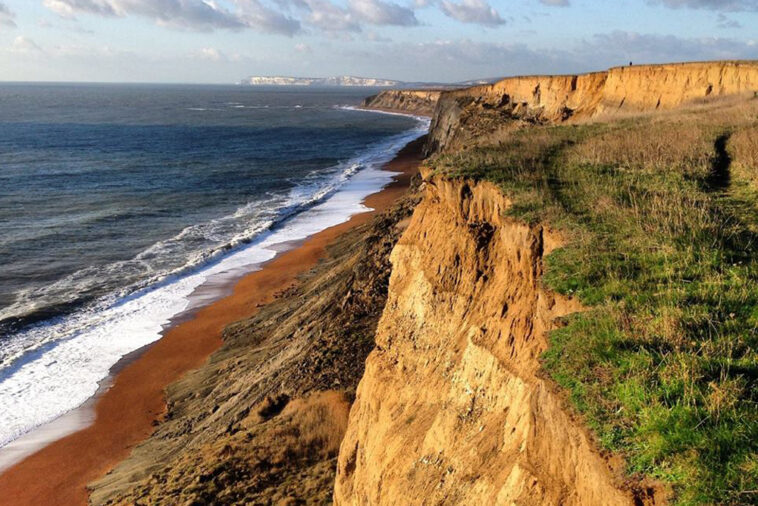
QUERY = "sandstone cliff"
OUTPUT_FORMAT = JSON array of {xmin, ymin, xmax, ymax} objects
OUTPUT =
[
  {"xmin": 334, "ymin": 176, "xmax": 638, "ymax": 505},
  {"xmin": 86, "ymin": 60, "xmax": 757, "ymax": 505},
  {"xmin": 333, "ymin": 61, "xmax": 758, "ymax": 505},
  {"xmin": 427, "ymin": 61, "xmax": 758, "ymax": 152},
  {"xmin": 362, "ymin": 90, "xmax": 442, "ymax": 116}
]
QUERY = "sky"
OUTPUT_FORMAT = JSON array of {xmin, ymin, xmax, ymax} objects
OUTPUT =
[{"xmin": 0, "ymin": 0, "xmax": 756, "ymax": 83}]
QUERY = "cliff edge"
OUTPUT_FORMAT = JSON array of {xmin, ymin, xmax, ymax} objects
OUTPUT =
[
  {"xmin": 336, "ymin": 60, "xmax": 758, "ymax": 505},
  {"xmin": 361, "ymin": 89, "xmax": 442, "ymax": 116},
  {"xmin": 427, "ymin": 61, "xmax": 758, "ymax": 152},
  {"xmin": 335, "ymin": 177, "xmax": 636, "ymax": 505}
]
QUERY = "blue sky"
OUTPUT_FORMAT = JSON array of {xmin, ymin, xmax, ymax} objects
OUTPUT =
[{"xmin": 0, "ymin": 0, "xmax": 756, "ymax": 83}]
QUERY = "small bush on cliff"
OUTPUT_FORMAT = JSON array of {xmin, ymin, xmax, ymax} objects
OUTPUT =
[{"xmin": 430, "ymin": 100, "xmax": 758, "ymax": 505}]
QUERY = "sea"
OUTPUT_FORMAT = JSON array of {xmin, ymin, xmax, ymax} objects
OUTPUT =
[{"xmin": 0, "ymin": 83, "xmax": 428, "ymax": 453}]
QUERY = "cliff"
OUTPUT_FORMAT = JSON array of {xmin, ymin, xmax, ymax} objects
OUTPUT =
[
  {"xmin": 361, "ymin": 89, "xmax": 442, "ymax": 116},
  {"xmin": 334, "ymin": 177, "xmax": 637, "ymax": 505},
  {"xmin": 337, "ymin": 61, "xmax": 758, "ymax": 504},
  {"xmin": 82, "ymin": 60, "xmax": 758, "ymax": 505},
  {"xmin": 427, "ymin": 60, "xmax": 758, "ymax": 152}
]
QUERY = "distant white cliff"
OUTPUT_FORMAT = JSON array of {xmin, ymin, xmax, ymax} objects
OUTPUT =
[{"xmin": 239, "ymin": 75, "xmax": 402, "ymax": 87}]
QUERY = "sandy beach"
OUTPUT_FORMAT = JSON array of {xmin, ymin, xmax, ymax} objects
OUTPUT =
[{"xmin": 0, "ymin": 137, "xmax": 424, "ymax": 506}]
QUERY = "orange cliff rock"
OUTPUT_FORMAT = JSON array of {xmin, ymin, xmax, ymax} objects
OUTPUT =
[
  {"xmin": 334, "ymin": 177, "xmax": 643, "ymax": 505},
  {"xmin": 333, "ymin": 61, "xmax": 758, "ymax": 506},
  {"xmin": 427, "ymin": 61, "xmax": 758, "ymax": 152},
  {"xmin": 361, "ymin": 89, "xmax": 443, "ymax": 116}
]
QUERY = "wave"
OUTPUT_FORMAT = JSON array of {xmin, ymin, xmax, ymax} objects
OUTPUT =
[
  {"xmin": 337, "ymin": 105, "xmax": 429, "ymax": 123},
  {"xmin": 0, "ymin": 114, "xmax": 429, "ymax": 449},
  {"xmin": 2, "ymin": 153, "xmax": 382, "ymax": 360}
]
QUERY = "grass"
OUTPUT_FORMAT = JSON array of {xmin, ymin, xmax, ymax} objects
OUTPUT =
[{"xmin": 428, "ymin": 99, "xmax": 758, "ymax": 505}]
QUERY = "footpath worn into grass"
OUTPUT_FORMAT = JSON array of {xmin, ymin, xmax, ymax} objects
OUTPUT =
[{"xmin": 429, "ymin": 97, "xmax": 758, "ymax": 505}]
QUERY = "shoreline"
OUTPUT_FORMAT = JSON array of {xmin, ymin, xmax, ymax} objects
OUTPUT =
[
  {"xmin": 0, "ymin": 136, "xmax": 426, "ymax": 506},
  {"xmin": 352, "ymin": 105, "xmax": 433, "ymax": 118}
]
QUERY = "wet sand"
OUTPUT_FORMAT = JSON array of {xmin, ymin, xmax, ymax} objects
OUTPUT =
[{"xmin": 0, "ymin": 138, "xmax": 424, "ymax": 506}]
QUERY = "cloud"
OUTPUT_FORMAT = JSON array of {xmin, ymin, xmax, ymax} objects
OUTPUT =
[
  {"xmin": 0, "ymin": 2, "xmax": 16, "ymax": 27},
  {"xmin": 294, "ymin": 42, "xmax": 312, "ymax": 52},
  {"xmin": 716, "ymin": 13, "xmax": 742, "ymax": 28},
  {"xmin": 336, "ymin": 31, "xmax": 758, "ymax": 82},
  {"xmin": 291, "ymin": 0, "xmax": 360, "ymax": 31},
  {"xmin": 349, "ymin": 0, "xmax": 417, "ymax": 25},
  {"xmin": 366, "ymin": 30, "xmax": 391, "ymax": 42},
  {"xmin": 276, "ymin": 0, "xmax": 416, "ymax": 32},
  {"xmin": 579, "ymin": 31, "xmax": 757, "ymax": 64},
  {"xmin": 338, "ymin": 39, "xmax": 574, "ymax": 82},
  {"xmin": 42, "ymin": 0, "xmax": 300, "ymax": 35},
  {"xmin": 195, "ymin": 47, "xmax": 224, "ymax": 60},
  {"xmin": 43, "ymin": 0, "xmax": 120, "ymax": 18},
  {"xmin": 235, "ymin": 0, "xmax": 302, "ymax": 34},
  {"xmin": 648, "ymin": 0, "xmax": 758, "ymax": 11},
  {"xmin": 539, "ymin": 0, "xmax": 569, "ymax": 6},
  {"xmin": 9, "ymin": 36, "xmax": 43, "ymax": 53},
  {"xmin": 439, "ymin": 0, "xmax": 505, "ymax": 26}
]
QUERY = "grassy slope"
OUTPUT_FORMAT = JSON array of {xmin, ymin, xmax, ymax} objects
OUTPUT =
[{"xmin": 429, "ymin": 98, "xmax": 758, "ymax": 505}]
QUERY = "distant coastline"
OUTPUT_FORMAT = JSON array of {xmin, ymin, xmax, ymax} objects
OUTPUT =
[
  {"xmin": 240, "ymin": 75, "xmax": 404, "ymax": 87},
  {"xmin": 238, "ymin": 75, "xmax": 497, "ymax": 88}
]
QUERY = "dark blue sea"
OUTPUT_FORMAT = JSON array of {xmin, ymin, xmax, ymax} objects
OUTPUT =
[{"xmin": 0, "ymin": 83, "xmax": 427, "ymax": 451}]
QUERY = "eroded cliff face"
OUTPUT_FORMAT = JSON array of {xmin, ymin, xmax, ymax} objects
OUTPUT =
[
  {"xmin": 334, "ymin": 176, "xmax": 637, "ymax": 505},
  {"xmin": 428, "ymin": 61, "xmax": 758, "ymax": 152},
  {"xmin": 362, "ymin": 90, "xmax": 442, "ymax": 116}
]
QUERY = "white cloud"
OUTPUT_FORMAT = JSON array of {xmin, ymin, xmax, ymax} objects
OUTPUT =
[
  {"xmin": 43, "ymin": 0, "xmax": 119, "ymax": 18},
  {"xmin": 195, "ymin": 47, "xmax": 224, "ymax": 60},
  {"xmin": 348, "ymin": 0, "xmax": 417, "ymax": 25},
  {"xmin": 649, "ymin": 0, "xmax": 758, "ymax": 10},
  {"xmin": 439, "ymin": 0, "xmax": 504, "ymax": 26},
  {"xmin": 539, "ymin": 0, "xmax": 569, "ymax": 6},
  {"xmin": 276, "ymin": 0, "xmax": 416, "ymax": 32},
  {"xmin": 0, "ymin": 2, "xmax": 16, "ymax": 27},
  {"xmin": 294, "ymin": 0, "xmax": 359, "ymax": 31},
  {"xmin": 9, "ymin": 36, "xmax": 43, "ymax": 53},
  {"xmin": 42, "ymin": 0, "xmax": 301, "ymax": 35},
  {"xmin": 294, "ymin": 42, "xmax": 312, "ymax": 52},
  {"xmin": 234, "ymin": 0, "xmax": 302, "ymax": 34}
]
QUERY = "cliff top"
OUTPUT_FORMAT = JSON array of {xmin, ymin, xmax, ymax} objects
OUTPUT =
[{"xmin": 427, "ymin": 93, "xmax": 758, "ymax": 504}]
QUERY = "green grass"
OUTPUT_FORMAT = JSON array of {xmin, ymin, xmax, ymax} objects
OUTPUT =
[{"xmin": 429, "ymin": 102, "xmax": 758, "ymax": 504}]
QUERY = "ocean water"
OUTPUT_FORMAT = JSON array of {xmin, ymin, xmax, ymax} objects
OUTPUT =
[{"xmin": 0, "ymin": 83, "xmax": 428, "ymax": 449}]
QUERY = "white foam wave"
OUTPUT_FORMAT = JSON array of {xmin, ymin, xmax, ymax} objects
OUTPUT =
[
  {"xmin": 0, "ymin": 113, "xmax": 430, "ymax": 451},
  {"xmin": 338, "ymin": 105, "xmax": 429, "ymax": 123},
  {"xmin": 0, "ymin": 154, "xmax": 380, "ymax": 364}
]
